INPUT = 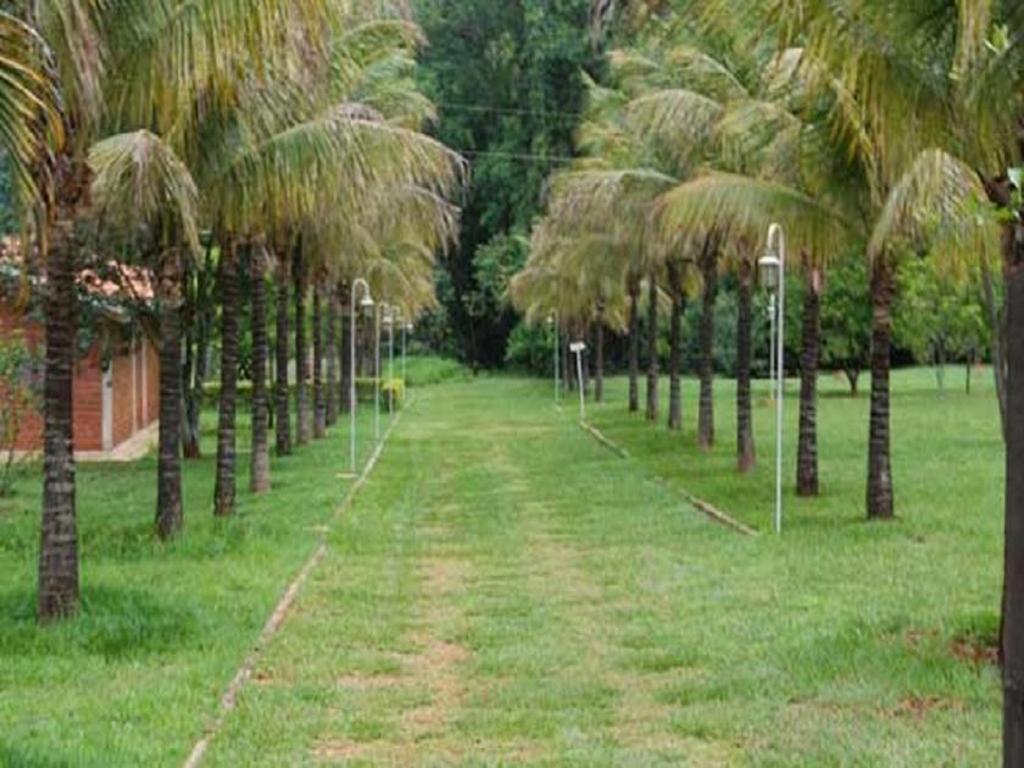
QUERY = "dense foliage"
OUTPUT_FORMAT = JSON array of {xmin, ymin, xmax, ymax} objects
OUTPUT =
[{"xmin": 416, "ymin": 0, "xmax": 596, "ymax": 367}]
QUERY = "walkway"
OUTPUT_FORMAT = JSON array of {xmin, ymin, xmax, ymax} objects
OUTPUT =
[{"xmin": 200, "ymin": 378, "xmax": 741, "ymax": 765}]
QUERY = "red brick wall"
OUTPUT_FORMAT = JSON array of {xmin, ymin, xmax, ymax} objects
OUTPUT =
[
  {"xmin": 1, "ymin": 305, "xmax": 108, "ymax": 452},
  {"xmin": 74, "ymin": 349, "xmax": 104, "ymax": 452},
  {"xmin": 112, "ymin": 348, "xmax": 133, "ymax": 446}
]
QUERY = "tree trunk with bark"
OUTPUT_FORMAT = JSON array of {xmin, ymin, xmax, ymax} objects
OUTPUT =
[
  {"xmin": 294, "ymin": 244, "xmax": 311, "ymax": 445},
  {"xmin": 646, "ymin": 275, "xmax": 659, "ymax": 421},
  {"xmin": 698, "ymin": 239, "xmax": 717, "ymax": 450},
  {"xmin": 38, "ymin": 191, "xmax": 82, "ymax": 622},
  {"xmin": 214, "ymin": 243, "xmax": 242, "ymax": 517},
  {"xmin": 594, "ymin": 306, "xmax": 605, "ymax": 404},
  {"xmin": 326, "ymin": 286, "xmax": 338, "ymax": 426},
  {"xmin": 250, "ymin": 248, "xmax": 271, "ymax": 494},
  {"xmin": 667, "ymin": 259, "xmax": 684, "ymax": 431},
  {"xmin": 180, "ymin": 259, "xmax": 196, "ymax": 458},
  {"xmin": 275, "ymin": 249, "xmax": 292, "ymax": 456},
  {"xmin": 156, "ymin": 250, "xmax": 184, "ymax": 539},
  {"xmin": 183, "ymin": 245, "xmax": 213, "ymax": 459},
  {"xmin": 340, "ymin": 283, "xmax": 351, "ymax": 414},
  {"xmin": 866, "ymin": 255, "xmax": 895, "ymax": 520},
  {"xmin": 312, "ymin": 281, "xmax": 326, "ymax": 439},
  {"xmin": 736, "ymin": 255, "xmax": 756, "ymax": 473},
  {"xmin": 1002, "ymin": 205, "xmax": 1024, "ymax": 768},
  {"xmin": 628, "ymin": 278, "xmax": 640, "ymax": 413},
  {"xmin": 797, "ymin": 265, "xmax": 822, "ymax": 497}
]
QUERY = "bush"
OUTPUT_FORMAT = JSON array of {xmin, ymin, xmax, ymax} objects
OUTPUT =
[
  {"xmin": 505, "ymin": 322, "xmax": 555, "ymax": 376},
  {"xmin": 0, "ymin": 334, "xmax": 40, "ymax": 497}
]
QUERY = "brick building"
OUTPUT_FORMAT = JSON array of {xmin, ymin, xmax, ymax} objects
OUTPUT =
[{"xmin": 1, "ymin": 255, "xmax": 160, "ymax": 458}]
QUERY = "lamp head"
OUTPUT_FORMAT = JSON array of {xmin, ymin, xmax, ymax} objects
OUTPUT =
[
  {"xmin": 360, "ymin": 294, "xmax": 375, "ymax": 313},
  {"xmin": 758, "ymin": 253, "xmax": 781, "ymax": 292}
]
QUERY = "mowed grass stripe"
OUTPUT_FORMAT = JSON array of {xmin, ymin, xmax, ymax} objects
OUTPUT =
[{"xmin": 203, "ymin": 378, "xmax": 739, "ymax": 765}]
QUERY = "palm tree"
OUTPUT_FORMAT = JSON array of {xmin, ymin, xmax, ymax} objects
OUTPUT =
[
  {"xmin": 735, "ymin": 242, "xmax": 756, "ymax": 472},
  {"xmin": 88, "ymin": 130, "xmax": 201, "ymax": 537},
  {"xmin": 274, "ymin": 245, "xmax": 293, "ymax": 456},
  {"xmin": 326, "ymin": 284, "xmax": 339, "ymax": 426},
  {"xmin": 796, "ymin": 255, "xmax": 823, "ymax": 496},
  {"xmin": 249, "ymin": 243, "xmax": 272, "ymax": 493}
]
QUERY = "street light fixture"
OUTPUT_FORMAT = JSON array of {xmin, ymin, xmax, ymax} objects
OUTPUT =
[
  {"xmin": 570, "ymin": 341, "xmax": 587, "ymax": 421},
  {"xmin": 349, "ymin": 279, "xmax": 374, "ymax": 475},
  {"xmin": 759, "ymin": 223, "xmax": 786, "ymax": 534}
]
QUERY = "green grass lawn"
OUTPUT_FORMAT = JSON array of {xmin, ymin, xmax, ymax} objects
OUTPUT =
[
  {"xmin": 0, "ymin": 364, "xmax": 1003, "ymax": 765},
  {"xmin": 0, "ymin": 398, "xmax": 381, "ymax": 766}
]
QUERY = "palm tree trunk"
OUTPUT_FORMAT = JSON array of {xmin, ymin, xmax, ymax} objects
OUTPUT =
[
  {"xmin": 1002, "ymin": 211, "xmax": 1024, "ymax": 767},
  {"xmin": 340, "ymin": 283, "xmax": 351, "ymax": 414},
  {"xmin": 698, "ymin": 238, "xmax": 717, "ymax": 450},
  {"xmin": 214, "ymin": 243, "xmax": 241, "ymax": 517},
  {"xmin": 563, "ymin": 331, "xmax": 572, "ymax": 393},
  {"xmin": 183, "ymin": 244, "xmax": 213, "ymax": 459},
  {"xmin": 156, "ymin": 252, "xmax": 184, "ymax": 539},
  {"xmin": 326, "ymin": 286, "xmax": 338, "ymax": 426},
  {"xmin": 667, "ymin": 259, "xmax": 684, "ymax": 431},
  {"xmin": 275, "ymin": 249, "xmax": 292, "ymax": 456},
  {"xmin": 594, "ymin": 306, "xmax": 605, "ymax": 404},
  {"xmin": 250, "ymin": 248, "xmax": 271, "ymax": 494},
  {"xmin": 312, "ymin": 281, "xmax": 326, "ymax": 439},
  {"xmin": 866, "ymin": 255, "xmax": 895, "ymax": 520},
  {"xmin": 294, "ymin": 244, "xmax": 311, "ymax": 445},
  {"xmin": 38, "ymin": 214, "xmax": 79, "ymax": 622},
  {"xmin": 736, "ymin": 256, "xmax": 755, "ymax": 473},
  {"xmin": 628, "ymin": 278, "xmax": 640, "ymax": 413},
  {"xmin": 797, "ymin": 265, "xmax": 822, "ymax": 496},
  {"xmin": 646, "ymin": 275, "xmax": 659, "ymax": 421},
  {"xmin": 180, "ymin": 260, "xmax": 196, "ymax": 457},
  {"xmin": 580, "ymin": 323, "xmax": 591, "ymax": 397}
]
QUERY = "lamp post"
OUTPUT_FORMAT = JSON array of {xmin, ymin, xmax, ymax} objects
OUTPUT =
[
  {"xmin": 549, "ymin": 312, "xmax": 560, "ymax": 404},
  {"xmin": 570, "ymin": 341, "xmax": 587, "ymax": 421},
  {"xmin": 349, "ymin": 279, "xmax": 374, "ymax": 475},
  {"xmin": 759, "ymin": 223, "xmax": 786, "ymax": 534}
]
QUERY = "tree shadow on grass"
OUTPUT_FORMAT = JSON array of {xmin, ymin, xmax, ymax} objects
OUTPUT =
[
  {"xmin": 0, "ymin": 584, "xmax": 205, "ymax": 661},
  {"xmin": 0, "ymin": 744, "xmax": 74, "ymax": 768}
]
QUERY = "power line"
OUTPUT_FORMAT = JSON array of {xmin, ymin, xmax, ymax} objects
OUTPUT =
[
  {"xmin": 437, "ymin": 102, "xmax": 585, "ymax": 121},
  {"xmin": 455, "ymin": 148, "xmax": 578, "ymax": 164}
]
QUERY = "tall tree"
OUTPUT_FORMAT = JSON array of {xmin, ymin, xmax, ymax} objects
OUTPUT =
[
  {"xmin": 417, "ymin": 0, "xmax": 594, "ymax": 367},
  {"xmin": 250, "ymin": 245, "xmax": 271, "ymax": 493}
]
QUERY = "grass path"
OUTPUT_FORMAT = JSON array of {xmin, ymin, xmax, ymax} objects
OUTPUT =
[
  {"xmin": 0, "ymin": 366, "xmax": 1000, "ymax": 765},
  {"xmin": 204, "ymin": 378, "xmax": 744, "ymax": 765}
]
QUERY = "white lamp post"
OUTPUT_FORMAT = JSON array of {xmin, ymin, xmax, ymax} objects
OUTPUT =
[
  {"xmin": 349, "ymin": 279, "xmax": 374, "ymax": 475},
  {"xmin": 549, "ymin": 312, "xmax": 560, "ymax": 404},
  {"xmin": 759, "ymin": 223, "xmax": 786, "ymax": 534},
  {"xmin": 570, "ymin": 341, "xmax": 587, "ymax": 421}
]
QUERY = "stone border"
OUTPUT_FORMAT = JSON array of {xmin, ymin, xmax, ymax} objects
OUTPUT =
[
  {"xmin": 182, "ymin": 403, "xmax": 410, "ymax": 768},
  {"xmin": 577, "ymin": 419, "xmax": 759, "ymax": 537}
]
